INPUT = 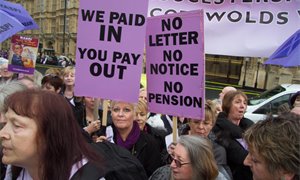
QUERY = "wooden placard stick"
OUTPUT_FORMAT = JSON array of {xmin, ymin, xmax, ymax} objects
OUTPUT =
[
  {"xmin": 93, "ymin": 98, "xmax": 100, "ymax": 121},
  {"xmin": 172, "ymin": 116, "xmax": 177, "ymax": 142},
  {"xmin": 101, "ymin": 100, "xmax": 109, "ymax": 126}
]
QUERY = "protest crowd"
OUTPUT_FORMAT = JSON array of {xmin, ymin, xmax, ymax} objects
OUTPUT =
[
  {"xmin": 0, "ymin": 62, "xmax": 299, "ymax": 180},
  {"xmin": 0, "ymin": 0, "xmax": 300, "ymax": 179}
]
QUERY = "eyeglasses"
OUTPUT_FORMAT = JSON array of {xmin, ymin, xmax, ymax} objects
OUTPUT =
[{"xmin": 170, "ymin": 154, "xmax": 191, "ymax": 168}]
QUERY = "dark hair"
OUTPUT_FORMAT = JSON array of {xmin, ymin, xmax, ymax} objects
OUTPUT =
[
  {"xmin": 222, "ymin": 90, "xmax": 247, "ymax": 115},
  {"xmin": 41, "ymin": 75, "xmax": 64, "ymax": 91},
  {"xmin": 289, "ymin": 91, "xmax": 300, "ymax": 107},
  {"xmin": 4, "ymin": 89, "xmax": 103, "ymax": 180}
]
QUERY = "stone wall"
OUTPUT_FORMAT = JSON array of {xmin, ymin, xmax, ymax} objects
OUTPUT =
[{"xmin": 239, "ymin": 58, "xmax": 300, "ymax": 90}]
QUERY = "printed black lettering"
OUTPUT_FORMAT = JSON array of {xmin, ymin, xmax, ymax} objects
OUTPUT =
[
  {"xmin": 81, "ymin": 9, "xmax": 95, "ymax": 22},
  {"xmin": 99, "ymin": 25, "xmax": 122, "ymax": 43},
  {"xmin": 89, "ymin": 63, "xmax": 127, "ymax": 79},
  {"xmin": 277, "ymin": 12, "xmax": 288, "ymax": 24}
]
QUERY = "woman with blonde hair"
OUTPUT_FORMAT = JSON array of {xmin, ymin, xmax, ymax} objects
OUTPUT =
[
  {"xmin": 135, "ymin": 98, "xmax": 168, "ymax": 164},
  {"xmin": 61, "ymin": 66, "xmax": 84, "ymax": 124},
  {"xmin": 61, "ymin": 66, "xmax": 76, "ymax": 105},
  {"xmin": 103, "ymin": 100, "xmax": 161, "ymax": 177}
]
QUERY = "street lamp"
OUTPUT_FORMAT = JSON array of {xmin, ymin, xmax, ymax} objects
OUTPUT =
[
  {"xmin": 39, "ymin": 0, "xmax": 44, "ymax": 61},
  {"xmin": 62, "ymin": 0, "xmax": 67, "ymax": 55}
]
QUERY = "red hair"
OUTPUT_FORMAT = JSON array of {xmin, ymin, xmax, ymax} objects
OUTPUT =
[{"xmin": 4, "ymin": 89, "xmax": 104, "ymax": 179}]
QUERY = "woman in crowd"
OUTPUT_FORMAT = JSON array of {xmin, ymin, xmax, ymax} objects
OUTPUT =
[
  {"xmin": 139, "ymin": 88, "xmax": 172, "ymax": 134},
  {"xmin": 104, "ymin": 100, "xmax": 161, "ymax": 177},
  {"xmin": 212, "ymin": 90, "xmax": 254, "ymax": 180},
  {"xmin": 41, "ymin": 74, "xmax": 64, "ymax": 93},
  {"xmin": 0, "ymin": 60, "xmax": 17, "ymax": 83},
  {"xmin": 149, "ymin": 135, "xmax": 219, "ymax": 180},
  {"xmin": 41, "ymin": 75, "xmax": 96, "ymax": 143},
  {"xmin": 135, "ymin": 98, "xmax": 168, "ymax": 164},
  {"xmin": 79, "ymin": 97, "xmax": 108, "ymax": 142},
  {"xmin": 0, "ymin": 81, "xmax": 27, "ymax": 180},
  {"xmin": 61, "ymin": 66, "xmax": 76, "ymax": 105},
  {"xmin": 0, "ymin": 89, "xmax": 106, "ymax": 179},
  {"xmin": 181, "ymin": 100, "xmax": 232, "ymax": 179},
  {"xmin": 244, "ymin": 113, "xmax": 300, "ymax": 180},
  {"xmin": 17, "ymin": 76, "xmax": 37, "ymax": 89},
  {"xmin": 44, "ymin": 67, "xmax": 62, "ymax": 77},
  {"xmin": 61, "ymin": 66, "xmax": 84, "ymax": 123}
]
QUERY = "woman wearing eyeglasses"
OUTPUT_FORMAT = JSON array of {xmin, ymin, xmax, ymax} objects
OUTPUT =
[
  {"xmin": 149, "ymin": 135, "xmax": 219, "ymax": 180},
  {"xmin": 181, "ymin": 100, "xmax": 232, "ymax": 179}
]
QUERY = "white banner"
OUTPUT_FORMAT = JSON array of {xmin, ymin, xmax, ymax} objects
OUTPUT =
[{"xmin": 148, "ymin": 0, "xmax": 300, "ymax": 57}]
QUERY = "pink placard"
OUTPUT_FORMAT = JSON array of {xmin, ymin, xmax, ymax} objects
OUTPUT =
[
  {"xmin": 75, "ymin": 0, "xmax": 148, "ymax": 103},
  {"xmin": 146, "ymin": 10, "xmax": 205, "ymax": 119}
]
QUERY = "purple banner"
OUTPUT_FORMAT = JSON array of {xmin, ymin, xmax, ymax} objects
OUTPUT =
[
  {"xmin": 146, "ymin": 10, "xmax": 205, "ymax": 119},
  {"xmin": 75, "ymin": 0, "xmax": 149, "ymax": 103},
  {"xmin": 0, "ymin": 0, "xmax": 39, "ymax": 30},
  {"xmin": 0, "ymin": 11, "xmax": 24, "ymax": 43}
]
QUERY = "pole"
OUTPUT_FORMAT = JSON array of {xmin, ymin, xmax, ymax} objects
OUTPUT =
[
  {"xmin": 243, "ymin": 57, "xmax": 249, "ymax": 88},
  {"xmin": 264, "ymin": 65, "xmax": 269, "ymax": 89},
  {"xmin": 38, "ymin": 0, "xmax": 44, "ymax": 61},
  {"xmin": 255, "ymin": 61, "xmax": 260, "ymax": 89},
  {"xmin": 172, "ymin": 116, "xmax": 177, "ymax": 142},
  {"xmin": 62, "ymin": 0, "xmax": 67, "ymax": 55}
]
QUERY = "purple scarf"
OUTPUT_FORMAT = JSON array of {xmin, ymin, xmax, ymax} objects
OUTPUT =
[{"xmin": 116, "ymin": 121, "xmax": 141, "ymax": 150}]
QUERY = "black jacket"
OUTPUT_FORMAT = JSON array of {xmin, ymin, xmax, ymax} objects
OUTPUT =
[
  {"xmin": 143, "ymin": 123, "xmax": 168, "ymax": 164},
  {"xmin": 110, "ymin": 125, "xmax": 162, "ymax": 177},
  {"xmin": 0, "ymin": 152, "xmax": 5, "ymax": 180},
  {"xmin": 212, "ymin": 112, "xmax": 254, "ymax": 180},
  {"xmin": 71, "ymin": 141, "xmax": 148, "ymax": 180}
]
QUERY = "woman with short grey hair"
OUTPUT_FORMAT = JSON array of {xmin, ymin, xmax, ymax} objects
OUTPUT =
[
  {"xmin": 150, "ymin": 135, "xmax": 220, "ymax": 180},
  {"xmin": 0, "ymin": 81, "xmax": 27, "ymax": 113}
]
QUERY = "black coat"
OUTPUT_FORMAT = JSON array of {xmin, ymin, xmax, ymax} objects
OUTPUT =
[
  {"xmin": 110, "ymin": 125, "xmax": 162, "ymax": 177},
  {"xmin": 131, "ymin": 132, "xmax": 162, "ymax": 177},
  {"xmin": 143, "ymin": 123, "xmax": 168, "ymax": 165},
  {"xmin": 212, "ymin": 112, "xmax": 254, "ymax": 180},
  {"xmin": 0, "ymin": 152, "xmax": 5, "ymax": 180},
  {"xmin": 71, "ymin": 142, "xmax": 148, "ymax": 180}
]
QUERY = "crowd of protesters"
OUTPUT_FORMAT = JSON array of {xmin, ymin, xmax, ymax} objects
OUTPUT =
[{"xmin": 0, "ymin": 64, "xmax": 299, "ymax": 180}]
